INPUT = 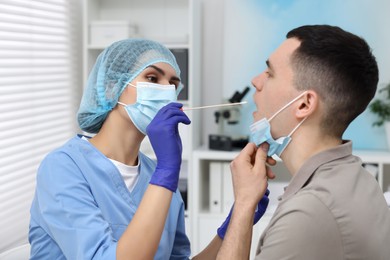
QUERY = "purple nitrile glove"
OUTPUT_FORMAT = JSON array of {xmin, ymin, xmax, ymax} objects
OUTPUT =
[
  {"xmin": 147, "ymin": 102, "xmax": 191, "ymax": 192},
  {"xmin": 217, "ymin": 189, "xmax": 270, "ymax": 239}
]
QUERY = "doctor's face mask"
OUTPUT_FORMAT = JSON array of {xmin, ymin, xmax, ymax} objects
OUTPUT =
[
  {"xmin": 249, "ymin": 91, "xmax": 308, "ymax": 157},
  {"xmin": 118, "ymin": 82, "xmax": 180, "ymax": 135}
]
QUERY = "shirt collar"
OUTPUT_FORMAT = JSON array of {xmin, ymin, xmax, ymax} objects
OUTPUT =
[{"xmin": 280, "ymin": 140, "xmax": 353, "ymax": 201}]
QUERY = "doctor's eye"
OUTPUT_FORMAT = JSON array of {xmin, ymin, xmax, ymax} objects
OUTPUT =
[
  {"xmin": 146, "ymin": 75, "xmax": 158, "ymax": 83},
  {"xmin": 169, "ymin": 81, "xmax": 179, "ymax": 89}
]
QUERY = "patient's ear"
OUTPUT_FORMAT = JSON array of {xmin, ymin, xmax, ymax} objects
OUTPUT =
[{"xmin": 296, "ymin": 90, "xmax": 318, "ymax": 118}]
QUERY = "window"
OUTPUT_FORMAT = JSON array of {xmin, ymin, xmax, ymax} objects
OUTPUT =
[{"xmin": 0, "ymin": 0, "xmax": 82, "ymax": 252}]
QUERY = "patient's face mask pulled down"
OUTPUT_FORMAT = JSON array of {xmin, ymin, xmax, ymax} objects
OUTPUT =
[
  {"xmin": 249, "ymin": 91, "xmax": 308, "ymax": 157},
  {"xmin": 118, "ymin": 82, "xmax": 178, "ymax": 135}
]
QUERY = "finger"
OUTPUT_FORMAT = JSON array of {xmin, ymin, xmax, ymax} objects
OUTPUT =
[
  {"xmin": 231, "ymin": 143, "xmax": 257, "ymax": 172},
  {"xmin": 266, "ymin": 156, "xmax": 277, "ymax": 166},
  {"xmin": 156, "ymin": 106, "xmax": 191, "ymax": 122},
  {"xmin": 253, "ymin": 142, "xmax": 269, "ymax": 172},
  {"xmin": 162, "ymin": 109, "xmax": 191, "ymax": 124},
  {"xmin": 165, "ymin": 115, "xmax": 192, "ymax": 125},
  {"xmin": 166, "ymin": 102, "xmax": 183, "ymax": 109},
  {"xmin": 168, "ymin": 110, "xmax": 191, "ymax": 124},
  {"xmin": 266, "ymin": 166, "xmax": 276, "ymax": 180},
  {"xmin": 157, "ymin": 102, "xmax": 183, "ymax": 115},
  {"xmin": 237, "ymin": 143, "xmax": 258, "ymax": 163}
]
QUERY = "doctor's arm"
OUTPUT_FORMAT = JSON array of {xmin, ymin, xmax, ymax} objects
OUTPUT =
[
  {"xmin": 116, "ymin": 185, "xmax": 173, "ymax": 259},
  {"xmin": 117, "ymin": 102, "xmax": 191, "ymax": 259}
]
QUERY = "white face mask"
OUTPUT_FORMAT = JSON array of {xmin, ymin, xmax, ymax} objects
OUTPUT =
[
  {"xmin": 249, "ymin": 91, "xmax": 308, "ymax": 157},
  {"xmin": 118, "ymin": 82, "xmax": 178, "ymax": 135}
]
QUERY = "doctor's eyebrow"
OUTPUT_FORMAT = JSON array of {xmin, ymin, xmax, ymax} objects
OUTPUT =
[{"xmin": 146, "ymin": 65, "xmax": 180, "ymax": 82}]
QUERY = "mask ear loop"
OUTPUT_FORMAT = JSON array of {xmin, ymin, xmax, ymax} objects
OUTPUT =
[
  {"xmin": 268, "ymin": 91, "xmax": 308, "ymax": 122},
  {"xmin": 117, "ymin": 83, "xmax": 138, "ymax": 107},
  {"xmin": 288, "ymin": 116, "xmax": 307, "ymax": 137}
]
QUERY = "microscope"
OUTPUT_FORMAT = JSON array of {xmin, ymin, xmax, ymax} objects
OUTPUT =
[{"xmin": 209, "ymin": 86, "xmax": 250, "ymax": 151}]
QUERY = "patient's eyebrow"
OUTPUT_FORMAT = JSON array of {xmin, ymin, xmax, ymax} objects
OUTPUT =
[{"xmin": 266, "ymin": 59, "xmax": 275, "ymax": 73}]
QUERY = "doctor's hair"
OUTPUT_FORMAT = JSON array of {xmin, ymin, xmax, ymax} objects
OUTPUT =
[{"xmin": 286, "ymin": 25, "xmax": 378, "ymax": 137}]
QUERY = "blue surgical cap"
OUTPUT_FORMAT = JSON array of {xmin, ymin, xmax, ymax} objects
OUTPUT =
[{"xmin": 77, "ymin": 38, "xmax": 181, "ymax": 133}]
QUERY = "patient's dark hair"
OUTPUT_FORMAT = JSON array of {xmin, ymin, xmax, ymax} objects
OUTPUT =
[{"xmin": 287, "ymin": 25, "xmax": 378, "ymax": 137}]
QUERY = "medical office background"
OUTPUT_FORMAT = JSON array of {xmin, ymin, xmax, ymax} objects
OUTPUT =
[{"xmin": 1, "ymin": 0, "xmax": 390, "ymax": 257}]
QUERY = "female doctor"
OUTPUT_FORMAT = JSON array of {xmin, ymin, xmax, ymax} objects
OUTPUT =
[{"xmin": 29, "ymin": 38, "xmax": 269, "ymax": 259}]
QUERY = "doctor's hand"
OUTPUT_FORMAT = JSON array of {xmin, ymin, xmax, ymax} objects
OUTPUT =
[
  {"xmin": 217, "ymin": 189, "xmax": 270, "ymax": 239},
  {"xmin": 147, "ymin": 102, "xmax": 191, "ymax": 192}
]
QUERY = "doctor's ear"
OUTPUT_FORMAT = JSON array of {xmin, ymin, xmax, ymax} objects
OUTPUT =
[{"xmin": 296, "ymin": 90, "xmax": 318, "ymax": 118}]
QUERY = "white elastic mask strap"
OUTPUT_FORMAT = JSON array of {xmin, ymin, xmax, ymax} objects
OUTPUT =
[
  {"xmin": 268, "ymin": 91, "xmax": 308, "ymax": 122},
  {"xmin": 117, "ymin": 101, "xmax": 126, "ymax": 107},
  {"xmin": 117, "ymin": 83, "xmax": 137, "ymax": 107},
  {"xmin": 288, "ymin": 116, "xmax": 307, "ymax": 137}
]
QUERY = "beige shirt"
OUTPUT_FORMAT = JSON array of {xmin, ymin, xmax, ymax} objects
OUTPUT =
[{"xmin": 255, "ymin": 141, "xmax": 390, "ymax": 260}]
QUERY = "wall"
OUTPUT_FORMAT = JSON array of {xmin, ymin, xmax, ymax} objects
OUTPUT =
[{"xmin": 201, "ymin": 0, "xmax": 390, "ymax": 150}]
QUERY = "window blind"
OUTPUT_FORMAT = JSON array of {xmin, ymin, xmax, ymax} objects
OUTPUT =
[{"xmin": 0, "ymin": 0, "xmax": 82, "ymax": 253}]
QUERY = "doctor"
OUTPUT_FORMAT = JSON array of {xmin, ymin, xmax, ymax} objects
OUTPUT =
[{"xmin": 29, "ymin": 38, "xmax": 269, "ymax": 259}]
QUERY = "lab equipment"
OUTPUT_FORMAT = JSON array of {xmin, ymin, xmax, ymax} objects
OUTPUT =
[
  {"xmin": 147, "ymin": 103, "xmax": 191, "ymax": 192},
  {"xmin": 77, "ymin": 38, "xmax": 182, "ymax": 134},
  {"xmin": 209, "ymin": 86, "xmax": 250, "ymax": 151},
  {"xmin": 118, "ymin": 82, "xmax": 178, "ymax": 135},
  {"xmin": 215, "ymin": 87, "xmax": 250, "ymax": 124},
  {"xmin": 217, "ymin": 189, "xmax": 270, "ymax": 239}
]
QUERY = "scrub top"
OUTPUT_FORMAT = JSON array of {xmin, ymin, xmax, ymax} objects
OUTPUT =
[{"xmin": 29, "ymin": 135, "xmax": 191, "ymax": 259}]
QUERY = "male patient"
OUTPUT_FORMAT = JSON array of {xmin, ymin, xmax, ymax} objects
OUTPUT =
[{"xmin": 217, "ymin": 25, "xmax": 390, "ymax": 260}]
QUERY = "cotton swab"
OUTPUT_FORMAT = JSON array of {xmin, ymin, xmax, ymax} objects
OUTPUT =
[{"xmin": 181, "ymin": 101, "xmax": 247, "ymax": 111}]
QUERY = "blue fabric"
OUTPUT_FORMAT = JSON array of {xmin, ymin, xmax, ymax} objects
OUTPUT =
[
  {"xmin": 249, "ymin": 118, "xmax": 292, "ymax": 157},
  {"xmin": 29, "ymin": 135, "xmax": 190, "ymax": 260},
  {"xmin": 122, "ymin": 82, "xmax": 178, "ymax": 135}
]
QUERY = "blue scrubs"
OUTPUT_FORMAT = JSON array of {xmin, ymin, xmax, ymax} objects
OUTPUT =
[{"xmin": 29, "ymin": 135, "xmax": 190, "ymax": 259}]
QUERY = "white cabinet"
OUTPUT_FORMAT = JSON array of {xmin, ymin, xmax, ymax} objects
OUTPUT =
[
  {"xmin": 82, "ymin": 0, "xmax": 202, "ymax": 130},
  {"xmin": 83, "ymin": 0, "xmax": 202, "ymax": 109},
  {"xmin": 83, "ymin": 0, "xmax": 202, "ymax": 210},
  {"xmin": 83, "ymin": 1, "xmax": 202, "ymax": 243},
  {"xmin": 189, "ymin": 148, "xmax": 390, "ymax": 258}
]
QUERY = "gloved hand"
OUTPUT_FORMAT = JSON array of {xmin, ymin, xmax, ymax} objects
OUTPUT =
[
  {"xmin": 217, "ymin": 189, "xmax": 270, "ymax": 239},
  {"xmin": 147, "ymin": 102, "xmax": 191, "ymax": 192}
]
